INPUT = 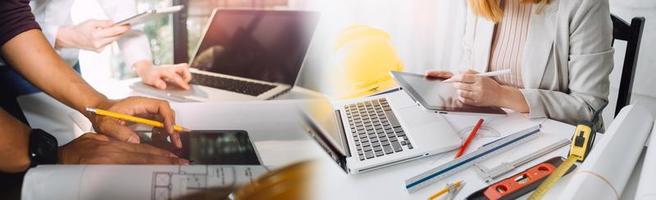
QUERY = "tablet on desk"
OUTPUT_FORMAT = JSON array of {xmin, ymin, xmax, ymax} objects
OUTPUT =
[
  {"xmin": 114, "ymin": 5, "xmax": 184, "ymax": 26},
  {"xmin": 390, "ymin": 71, "xmax": 506, "ymax": 115},
  {"xmin": 142, "ymin": 129, "xmax": 262, "ymax": 165}
]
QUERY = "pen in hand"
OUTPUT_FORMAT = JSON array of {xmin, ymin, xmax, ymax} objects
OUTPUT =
[
  {"xmin": 442, "ymin": 69, "xmax": 511, "ymax": 83},
  {"xmin": 85, "ymin": 107, "xmax": 189, "ymax": 132}
]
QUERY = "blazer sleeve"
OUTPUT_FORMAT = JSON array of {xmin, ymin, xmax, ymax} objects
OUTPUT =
[{"xmin": 520, "ymin": 0, "xmax": 613, "ymax": 127}]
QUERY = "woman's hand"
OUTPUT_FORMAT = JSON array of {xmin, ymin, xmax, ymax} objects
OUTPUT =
[
  {"xmin": 89, "ymin": 96, "xmax": 183, "ymax": 148},
  {"xmin": 445, "ymin": 70, "xmax": 507, "ymax": 107},
  {"xmin": 56, "ymin": 19, "xmax": 130, "ymax": 52},
  {"xmin": 135, "ymin": 61, "xmax": 192, "ymax": 90},
  {"xmin": 425, "ymin": 69, "xmax": 529, "ymax": 112},
  {"xmin": 58, "ymin": 133, "xmax": 188, "ymax": 164},
  {"xmin": 447, "ymin": 70, "xmax": 530, "ymax": 112}
]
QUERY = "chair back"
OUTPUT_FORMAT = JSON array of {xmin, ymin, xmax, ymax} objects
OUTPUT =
[{"xmin": 610, "ymin": 15, "xmax": 646, "ymax": 116}]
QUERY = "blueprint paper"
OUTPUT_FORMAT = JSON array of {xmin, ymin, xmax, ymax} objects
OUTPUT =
[
  {"xmin": 558, "ymin": 106, "xmax": 654, "ymax": 199},
  {"xmin": 636, "ymin": 120, "xmax": 656, "ymax": 200},
  {"xmin": 22, "ymin": 165, "xmax": 268, "ymax": 200}
]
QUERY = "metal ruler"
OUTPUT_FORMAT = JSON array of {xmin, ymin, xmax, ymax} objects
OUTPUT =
[
  {"xmin": 475, "ymin": 138, "xmax": 570, "ymax": 183},
  {"xmin": 405, "ymin": 125, "xmax": 542, "ymax": 193}
]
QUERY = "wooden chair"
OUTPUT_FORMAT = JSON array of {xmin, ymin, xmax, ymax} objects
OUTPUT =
[{"xmin": 611, "ymin": 14, "xmax": 646, "ymax": 116}]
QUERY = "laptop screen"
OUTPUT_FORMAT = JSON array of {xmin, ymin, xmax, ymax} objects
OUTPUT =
[
  {"xmin": 190, "ymin": 10, "xmax": 319, "ymax": 85},
  {"xmin": 301, "ymin": 99, "xmax": 349, "ymax": 157}
]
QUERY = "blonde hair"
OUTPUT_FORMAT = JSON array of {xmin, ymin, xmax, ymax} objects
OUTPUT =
[{"xmin": 468, "ymin": 0, "xmax": 550, "ymax": 22}]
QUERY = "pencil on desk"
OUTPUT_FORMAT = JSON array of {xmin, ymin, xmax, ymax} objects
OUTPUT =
[
  {"xmin": 428, "ymin": 180, "xmax": 463, "ymax": 200},
  {"xmin": 455, "ymin": 119, "xmax": 484, "ymax": 158},
  {"xmin": 85, "ymin": 107, "xmax": 188, "ymax": 132}
]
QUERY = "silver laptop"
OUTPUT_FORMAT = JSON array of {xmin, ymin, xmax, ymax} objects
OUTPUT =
[
  {"xmin": 132, "ymin": 9, "xmax": 319, "ymax": 101},
  {"xmin": 300, "ymin": 92, "xmax": 462, "ymax": 174}
]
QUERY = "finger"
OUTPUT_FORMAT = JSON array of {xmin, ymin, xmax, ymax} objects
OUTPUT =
[
  {"xmin": 117, "ymin": 142, "xmax": 178, "ymax": 157},
  {"xmin": 163, "ymin": 70, "xmax": 190, "ymax": 90},
  {"xmin": 442, "ymin": 75, "xmax": 460, "ymax": 83},
  {"xmin": 93, "ymin": 35, "xmax": 122, "ymax": 51},
  {"xmin": 452, "ymin": 82, "xmax": 473, "ymax": 91},
  {"xmin": 124, "ymin": 97, "xmax": 176, "ymax": 136},
  {"xmin": 98, "ymin": 119, "xmax": 140, "ymax": 143},
  {"xmin": 457, "ymin": 89, "xmax": 475, "ymax": 99},
  {"xmin": 96, "ymin": 25, "xmax": 130, "ymax": 38},
  {"xmin": 425, "ymin": 71, "xmax": 453, "ymax": 79},
  {"xmin": 170, "ymin": 132, "xmax": 182, "ymax": 149},
  {"xmin": 81, "ymin": 133, "xmax": 111, "ymax": 142},
  {"xmin": 96, "ymin": 20, "xmax": 115, "ymax": 28},
  {"xmin": 148, "ymin": 99, "xmax": 176, "ymax": 135},
  {"xmin": 169, "ymin": 109, "xmax": 183, "ymax": 148},
  {"xmin": 148, "ymin": 78, "xmax": 168, "ymax": 90},
  {"xmin": 85, "ymin": 20, "xmax": 110, "ymax": 29},
  {"xmin": 174, "ymin": 63, "xmax": 192, "ymax": 82}
]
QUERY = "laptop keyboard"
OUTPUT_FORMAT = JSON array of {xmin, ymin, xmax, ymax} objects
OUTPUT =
[
  {"xmin": 190, "ymin": 73, "xmax": 277, "ymax": 97},
  {"xmin": 344, "ymin": 98, "xmax": 413, "ymax": 161}
]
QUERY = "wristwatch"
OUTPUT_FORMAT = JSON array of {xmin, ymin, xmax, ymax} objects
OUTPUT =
[{"xmin": 28, "ymin": 129, "xmax": 59, "ymax": 168}]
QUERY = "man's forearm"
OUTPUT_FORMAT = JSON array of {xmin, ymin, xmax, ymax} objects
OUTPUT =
[
  {"xmin": 0, "ymin": 29, "xmax": 108, "ymax": 116},
  {"xmin": 0, "ymin": 109, "xmax": 31, "ymax": 172}
]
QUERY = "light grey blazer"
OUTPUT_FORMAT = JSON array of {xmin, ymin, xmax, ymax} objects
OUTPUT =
[{"xmin": 460, "ymin": 0, "xmax": 614, "ymax": 129}]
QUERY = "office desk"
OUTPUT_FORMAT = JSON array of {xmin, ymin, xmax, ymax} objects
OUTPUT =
[
  {"xmin": 18, "ymin": 79, "xmax": 646, "ymax": 200},
  {"xmin": 308, "ymin": 112, "xmax": 570, "ymax": 199},
  {"xmin": 309, "ymin": 110, "xmax": 646, "ymax": 200}
]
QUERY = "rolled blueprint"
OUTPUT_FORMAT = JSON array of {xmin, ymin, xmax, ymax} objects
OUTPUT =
[
  {"xmin": 558, "ymin": 105, "xmax": 654, "ymax": 200},
  {"xmin": 636, "ymin": 120, "xmax": 656, "ymax": 200},
  {"xmin": 22, "ymin": 165, "xmax": 268, "ymax": 200}
]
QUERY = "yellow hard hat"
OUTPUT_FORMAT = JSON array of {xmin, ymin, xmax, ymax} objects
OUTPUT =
[{"xmin": 331, "ymin": 25, "xmax": 404, "ymax": 99}]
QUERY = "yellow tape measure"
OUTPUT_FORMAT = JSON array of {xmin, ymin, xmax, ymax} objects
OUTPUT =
[{"xmin": 528, "ymin": 124, "xmax": 595, "ymax": 200}]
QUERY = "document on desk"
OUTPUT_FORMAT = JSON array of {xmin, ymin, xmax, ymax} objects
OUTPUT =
[{"xmin": 21, "ymin": 165, "xmax": 268, "ymax": 200}]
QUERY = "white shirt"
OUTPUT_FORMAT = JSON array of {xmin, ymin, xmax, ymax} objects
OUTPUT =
[{"xmin": 27, "ymin": 0, "xmax": 153, "ymax": 67}]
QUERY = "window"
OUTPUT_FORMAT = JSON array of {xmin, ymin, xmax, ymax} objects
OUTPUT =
[
  {"xmin": 77, "ymin": 0, "xmax": 292, "ymax": 84},
  {"xmin": 137, "ymin": 0, "xmax": 174, "ymax": 66}
]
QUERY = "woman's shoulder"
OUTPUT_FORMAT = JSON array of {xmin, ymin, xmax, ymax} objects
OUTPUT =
[{"xmin": 556, "ymin": 0, "xmax": 610, "ymax": 16}]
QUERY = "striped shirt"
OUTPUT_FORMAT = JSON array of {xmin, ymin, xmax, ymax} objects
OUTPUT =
[{"xmin": 488, "ymin": 0, "xmax": 532, "ymax": 88}]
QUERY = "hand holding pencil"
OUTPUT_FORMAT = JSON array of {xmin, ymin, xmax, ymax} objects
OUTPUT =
[{"xmin": 86, "ymin": 96, "xmax": 187, "ymax": 148}]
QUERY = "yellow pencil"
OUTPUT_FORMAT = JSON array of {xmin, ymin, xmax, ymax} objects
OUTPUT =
[
  {"xmin": 428, "ymin": 180, "xmax": 462, "ymax": 200},
  {"xmin": 86, "ymin": 107, "xmax": 188, "ymax": 132}
]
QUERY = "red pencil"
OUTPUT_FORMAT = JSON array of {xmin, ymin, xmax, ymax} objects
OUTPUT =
[{"xmin": 455, "ymin": 118, "xmax": 484, "ymax": 158}]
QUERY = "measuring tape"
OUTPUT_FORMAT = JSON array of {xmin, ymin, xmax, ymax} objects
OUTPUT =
[{"xmin": 528, "ymin": 123, "xmax": 595, "ymax": 200}]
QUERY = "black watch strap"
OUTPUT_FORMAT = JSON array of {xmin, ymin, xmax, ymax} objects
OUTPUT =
[{"xmin": 29, "ymin": 129, "xmax": 59, "ymax": 168}]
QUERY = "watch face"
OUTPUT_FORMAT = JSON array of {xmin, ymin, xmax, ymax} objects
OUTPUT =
[{"xmin": 29, "ymin": 129, "xmax": 59, "ymax": 166}]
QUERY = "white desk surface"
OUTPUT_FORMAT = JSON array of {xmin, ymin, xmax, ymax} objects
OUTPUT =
[{"xmin": 18, "ymin": 79, "xmax": 645, "ymax": 200}]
